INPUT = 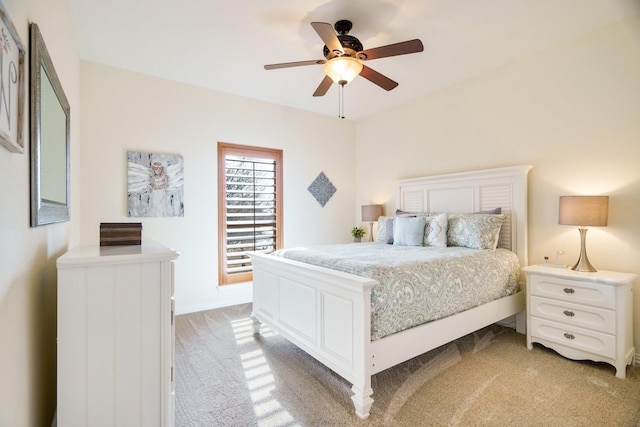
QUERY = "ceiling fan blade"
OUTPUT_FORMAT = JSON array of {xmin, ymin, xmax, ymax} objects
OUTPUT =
[
  {"xmin": 312, "ymin": 75, "xmax": 333, "ymax": 97},
  {"xmin": 359, "ymin": 65, "xmax": 398, "ymax": 91},
  {"xmin": 311, "ymin": 22, "xmax": 344, "ymax": 55},
  {"xmin": 264, "ymin": 59, "xmax": 325, "ymax": 70},
  {"xmin": 358, "ymin": 39, "xmax": 424, "ymax": 61}
]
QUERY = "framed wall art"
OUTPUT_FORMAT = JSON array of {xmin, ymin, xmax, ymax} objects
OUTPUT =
[
  {"xmin": 127, "ymin": 151, "xmax": 184, "ymax": 217},
  {"xmin": 0, "ymin": 4, "xmax": 25, "ymax": 153}
]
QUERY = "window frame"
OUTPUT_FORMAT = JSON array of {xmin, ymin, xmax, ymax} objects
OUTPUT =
[{"xmin": 217, "ymin": 142, "xmax": 283, "ymax": 285}]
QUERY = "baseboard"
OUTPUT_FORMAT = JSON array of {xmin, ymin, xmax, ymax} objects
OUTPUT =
[
  {"xmin": 175, "ymin": 295, "xmax": 252, "ymax": 315},
  {"xmin": 175, "ymin": 281, "xmax": 253, "ymax": 315}
]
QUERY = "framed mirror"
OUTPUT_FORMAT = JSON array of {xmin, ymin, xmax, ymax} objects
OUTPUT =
[{"xmin": 30, "ymin": 23, "xmax": 70, "ymax": 226}]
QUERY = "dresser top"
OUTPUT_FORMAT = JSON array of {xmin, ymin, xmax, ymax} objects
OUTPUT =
[
  {"xmin": 57, "ymin": 239, "xmax": 179, "ymax": 267},
  {"xmin": 523, "ymin": 264, "xmax": 638, "ymax": 285}
]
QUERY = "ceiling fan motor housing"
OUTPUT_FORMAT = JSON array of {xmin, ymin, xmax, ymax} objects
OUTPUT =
[
  {"xmin": 321, "ymin": 20, "xmax": 364, "ymax": 59},
  {"xmin": 323, "ymin": 34, "xmax": 363, "ymax": 59}
]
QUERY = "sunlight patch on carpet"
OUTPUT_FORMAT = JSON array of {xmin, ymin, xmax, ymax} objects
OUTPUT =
[
  {"xmin": 232, "ymin": 318, "xmax": 298, "ymax": 427},
  {"xmin": 233, "ymin": 317, "xmax": 275, "ymax": 344}
]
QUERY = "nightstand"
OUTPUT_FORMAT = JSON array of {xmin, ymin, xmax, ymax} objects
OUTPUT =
[{"xmin": 523, "ymin": 265, "xmax": 637, "ymax": 378}]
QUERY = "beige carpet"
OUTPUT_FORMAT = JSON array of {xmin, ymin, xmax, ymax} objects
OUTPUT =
[{"xmin": 175, "ymin": 303, "xmax": 640, "ymax": 426}]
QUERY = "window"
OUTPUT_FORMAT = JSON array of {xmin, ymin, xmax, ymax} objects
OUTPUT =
[{"xmin": 217, "ymin": 143, "xmax": 283, "ymax": 285}]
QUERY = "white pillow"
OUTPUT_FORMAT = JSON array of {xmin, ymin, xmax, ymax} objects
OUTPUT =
[
  {"xmin": 424, "ymin": 213, "xmax": 448, "ymax": 247},
  {"xmin": 393, "ymin": 216, "xmax": 426, "ymax": 246}
]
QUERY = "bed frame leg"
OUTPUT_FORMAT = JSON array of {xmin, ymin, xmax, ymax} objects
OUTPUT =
[
  {"xmin": 251, "ymin": 314, "xmax": 262, "ymax": 335},
  {"xmin": 515, "ymin": 310, "xmax": 526, "ymax": 334},
  {"xmin": 351, "ymin": 383, "xmax": 374, "ymax": 419}
]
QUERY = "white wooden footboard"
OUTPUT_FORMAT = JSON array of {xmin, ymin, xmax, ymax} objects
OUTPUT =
[{"xmin": 249, "ymin": 252, "xmax": 377, "ymax": 419}]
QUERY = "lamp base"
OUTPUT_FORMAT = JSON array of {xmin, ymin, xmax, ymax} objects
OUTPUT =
[{"xmin": 571, "ymin": 228, "xmax": 597, "ymax": 272}]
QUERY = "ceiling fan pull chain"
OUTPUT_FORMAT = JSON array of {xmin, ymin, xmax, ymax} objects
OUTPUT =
[{"xmin": 339, "ymin": 83, "xmax": 345, "ymax": 119}]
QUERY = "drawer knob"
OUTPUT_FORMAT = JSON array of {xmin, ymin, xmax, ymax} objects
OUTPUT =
[
  {"xmin": 563, "ymin": 288, "xmax": 575, "ymax": 294},
  {"xmin": 564, "ymin": 332, "xmax": 575, "ymax": 340},
  {"xmin": 563, "ymin": 310, "xmax": 575, "ymax": 317}
]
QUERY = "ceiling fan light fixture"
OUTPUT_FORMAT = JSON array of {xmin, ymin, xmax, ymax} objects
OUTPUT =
[{"xmin": 323, "ymin": 57, "xmax": 363, "ymax": 85}]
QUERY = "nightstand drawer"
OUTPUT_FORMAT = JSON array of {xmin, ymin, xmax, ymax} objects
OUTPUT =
[
  {"xmin": 530, "ymin": 317, "xmax": 615, "ymax": 359},
  {"xmin": 529, "ymin": 296, "xmax": 615, "ymax": 334},
  {"xmin": 528, "ymin": 275, "xmax": 615, "ymax": 309}
]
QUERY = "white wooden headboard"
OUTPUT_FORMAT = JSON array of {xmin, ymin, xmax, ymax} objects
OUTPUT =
[{"xmin": 395, "ymin": 165, "xmax": 532, "ymax": 267}]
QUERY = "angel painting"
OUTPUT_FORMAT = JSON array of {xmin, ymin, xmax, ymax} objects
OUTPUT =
[{"xmin": 127, "ymin": 151, "xmax": 184, "ymax": 217}]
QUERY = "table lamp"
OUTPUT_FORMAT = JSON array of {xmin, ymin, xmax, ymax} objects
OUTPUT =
[
  {"xmin": 361, "ymin": 204, "xmax": 383, "ymax": 242},
  {"xmin": 558, "ymin": 195, "xmax": 608, "ymax": 272}
]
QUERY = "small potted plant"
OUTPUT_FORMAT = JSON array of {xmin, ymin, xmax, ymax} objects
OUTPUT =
[{"xmin": 351, "ymin": 226, "xmax": 366, "ymax": 242}]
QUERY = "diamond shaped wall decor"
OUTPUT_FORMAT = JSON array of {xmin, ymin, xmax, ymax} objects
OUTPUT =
[{"xmin": 307, "ymin": 172, "xmax": 336, "ymax": 207}]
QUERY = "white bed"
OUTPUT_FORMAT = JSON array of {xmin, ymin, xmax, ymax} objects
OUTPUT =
[{"xmin": 249, "ymin": 165, "xmax": 532, "ymax": 419}]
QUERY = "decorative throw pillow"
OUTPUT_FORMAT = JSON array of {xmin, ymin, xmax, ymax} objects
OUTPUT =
[
  {"xmin": 383, "ymin": 218, "xmax": 394, "ymax": 243},
  {"xmin": 376, "ymin": 216, "xmax": 388, "ymax": 243},
  {"xmin": 473, "ymin": 208, "xmax": 504, "ymax": 247},
  {"xmin": 447, "ymin": 214, "xmax": 505, "ymax": 250},
  {"xmin": 423, "ymin": 213, "xmax": 448, "ymax": 247},
  {"xmin": 376, "ymin": 216, "xmax": 395, "ymax": 244},
  {"xmin": 393, "ymin": 216, "xmax": 426, "ymax": 246}
]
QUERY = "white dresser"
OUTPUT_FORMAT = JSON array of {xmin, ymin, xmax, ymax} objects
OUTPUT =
[
  {"xmin": 523, "ymin": 265, "xmax": 636, "ymax": 378},
  {"xmin": 56, "ymin": 241, "xmax": 179, "ymax": 426}
]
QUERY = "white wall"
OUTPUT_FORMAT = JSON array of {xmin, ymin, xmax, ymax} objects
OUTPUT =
[
  {"xmin": 79, "ymin": 62, "xmax": 356, "ymax": 314},
  {"xmin": 355, "ymin": 15, "xmax": 640, "ymax": 351},
  {"xmin": 0, "ymin": 0, "xmax": 80, "ymax": 425}
]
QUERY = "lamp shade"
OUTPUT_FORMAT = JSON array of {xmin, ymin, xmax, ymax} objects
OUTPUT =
[
  {"xmin": 323, "ymin": 57, "xmax": 363, "ymax": 85},
  {"xmin": 362, "ymin": 204, "xmax": 383, "ymax": 222},
  {"xmin": 558, "ymin": 196, "xmax": 608, "ymax": 227}
]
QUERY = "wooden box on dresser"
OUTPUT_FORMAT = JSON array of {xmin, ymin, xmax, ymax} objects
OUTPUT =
[
  {"xmin": 523, "ymin": 265, "xmax": 637, "ymax": 378},
  {"xmin": 56, "ymin": 240, "xmax": 179, "ymax": 426}
]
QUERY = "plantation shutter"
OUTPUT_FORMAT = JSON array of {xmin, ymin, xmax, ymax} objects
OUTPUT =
[{"xmin": 218, "ymin": 143, "xmax": 283, "ymax": 285}]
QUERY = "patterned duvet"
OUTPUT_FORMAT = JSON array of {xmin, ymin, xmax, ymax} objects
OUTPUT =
[{"xmin": 273, "ymin": 243, "xmax": 520, "ymax": 341}]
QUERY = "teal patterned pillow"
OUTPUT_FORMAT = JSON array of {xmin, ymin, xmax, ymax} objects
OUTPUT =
[{"xmin": 447, "ymin": 214, "xmax": 505, "ymax": 250}]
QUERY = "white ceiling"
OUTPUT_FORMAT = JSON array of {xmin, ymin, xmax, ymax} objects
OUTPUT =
[{"xmin": 69, "ymin": 0, "xmax": 640, "ymax": 120}]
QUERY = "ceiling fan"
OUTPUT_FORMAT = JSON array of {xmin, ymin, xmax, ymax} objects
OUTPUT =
[{"xmin": 264, "ymin": 20, "xmax": 424, "ymax": 97}]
